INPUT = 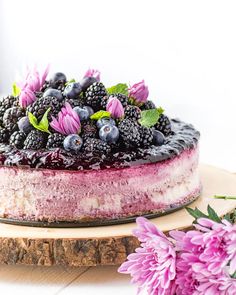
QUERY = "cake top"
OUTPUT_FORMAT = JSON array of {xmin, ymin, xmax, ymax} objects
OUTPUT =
[{"xmin": 0, "ymin": 66, "xmax": 200, "ymax": 170}]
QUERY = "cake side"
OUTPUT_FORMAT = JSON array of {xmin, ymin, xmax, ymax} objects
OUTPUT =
[{"xmin": 0, "ymin": 145, "xmax": 200, "ymax": 222}]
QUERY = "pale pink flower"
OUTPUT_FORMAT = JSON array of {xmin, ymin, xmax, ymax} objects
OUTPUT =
[
  {"xmin": 106, "ymin": 97, "xmax": 124, "ymax": 119},
  {"xmin": 118, "ymin": 217, "xmax": 176, "ymax": 295},
  {"xmin": 18, "ymin": 65, "xmax": 50, "ymax": 108},
  {"xmin": 50, "ymin": 102, "xmax": 81, "ymax": 135},
  {"xmin": 128, "ymin": 80, "xmax": 149, "ymax": 104},
  {"xmin": 19, "ymin": 87, "xmax": 37, "ymax": 109},
  {"xmin": 84, "ymin": 68, "xmax": 101, "ymax": 81}
]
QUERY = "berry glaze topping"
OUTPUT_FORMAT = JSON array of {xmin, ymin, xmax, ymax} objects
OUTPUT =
[{"xmin": 0, "ymin": 67, "xmax": 200, "ymax": 171}]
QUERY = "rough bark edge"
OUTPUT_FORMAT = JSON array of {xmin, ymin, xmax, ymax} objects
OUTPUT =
[{"xmin": 0, "ymin": 236, "xmax": 140, "ymax": 267}]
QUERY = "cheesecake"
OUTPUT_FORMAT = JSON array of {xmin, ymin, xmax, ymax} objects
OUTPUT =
[{"xmin": 0, "ymin": 67, "xmax": 201, "ymax": 225}]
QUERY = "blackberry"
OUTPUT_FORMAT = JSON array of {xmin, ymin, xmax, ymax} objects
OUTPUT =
[
  {"xmin": 65, "ymin": 98, "xmax": 84, "ymax": 108},
  {"xmin": 9, "ymin": 131, "xmax": 26, "ymax": 149},
  {"xmin": 124, "ymin": 105, "xmax": 141, "ymax": 120},
  {"xmin": 24, "ymin": 130, "xmax": 47, "ymax": 150},
  {"xmin": 0, "ymin": 95, "xmax": 19, "ymax": 123},
  {"xmin": 85, "ymin": 82, "xmax": 107, "ymax": 110},
  {"xmin": 83, "ymin": 138, "xmax": 111, "ymax": 155},
  {"xmin": 155, "ymin": 114, "xmax": 172, "ymax": 136},
  {"xmin": 118, "ymin": 119, "xmax": 141, "ymax": 148},
  {"xmin": 101, "ymin": 93, "xmax": 128, "ymax": 109},
  {"xmin": 141, "ymin": 100, "xmax": 156, "ymax": 110},
  {"xmin": 27, "ymin": 96, "xmax": 64, "ymax": 120},
  {"xmin": 46, "ymin": 133, "xmax": 65, "ymax": 149},
  {"xmin": 40, "ymin": 81, "xmax": 50, "ymax": 92},
  {"xmin": 0, "ymin": 128, "xmax": 9, "ymax": 143},
  {"xmin": 3, "ymin": 107, "xmax": 25, "ymax": 131},
  {"xmin": 81, "ymin": 120, "xmax": 98, "ymax": 140},
  {"xmin": 138, "ymin": 126, "xmax": 153, "ymax": 147}
]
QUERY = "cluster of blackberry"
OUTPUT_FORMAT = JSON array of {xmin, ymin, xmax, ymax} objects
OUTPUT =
[{"xmin": 0, "ymin": 71, "xmax": 172, "ymax": 157}]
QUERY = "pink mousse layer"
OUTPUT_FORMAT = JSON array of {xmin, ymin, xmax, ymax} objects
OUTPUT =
[{"xmin": 0, "ymin": 146, "xmax": 201, "ymax": 222}]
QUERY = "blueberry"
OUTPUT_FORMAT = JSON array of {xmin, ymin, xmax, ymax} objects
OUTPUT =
[
  {"xmin": 99, "ymin": 124, "xmax": 119, "ymax": 144},
  {"xmin": 43, "ymin": 88, "xmax": 64, "ymax": 101},
  {"xmin": 64, "ymin": 82, "xmax": 82, "ymax": 99},
  {"xmin": 17, "ymin": 117, "xmax": 33, "ymax": 134},
  {"xmin": 97, "ymin": 117, "xmax": 116, "ymax": 129},
  {"xmin": 63, "ymin": 134, "xmax": 83, "ymax": 154},
  {"xmin": 50, "ymin": 72, "xmax": 67, "ymax": 86},
  {"xmin": 152, "ymin": 130, "xmax": 165, "ymax": 146},
  {"xmin": 73, "ymin": 106, "xmax": 94, "ymax": 121},
  {"xmin": 80, "ymin": 77, "xmax": 97, "ymax": 91}
]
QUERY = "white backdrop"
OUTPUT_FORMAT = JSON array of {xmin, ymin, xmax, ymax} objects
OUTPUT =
[{"xmin": 0, "ymin": 0, "xmax": 236, "ymax": 171}]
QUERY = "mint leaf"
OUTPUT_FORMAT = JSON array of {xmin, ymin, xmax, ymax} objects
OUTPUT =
[
  {"xmin": 28, "ymin": 108, "xmax": 51, "ymax": 133},
  {"xmin": 231, "ymin": 271, "xmax": 236, "ymax": 279},
  {"xmin": 65, "ymin": 79, "xmax": 76, "ymax": 86},
  {"xmin": 107, "ymin": 83, "xmax": 128, "ymax": 96},
  {"xmin": 207, "ymin": 205, "xmax": 221, "ymax": 223},
  {"xmin": 12, "ymin": 82, "xmax": 21, "ymax": 97},
  {"xmin": 139, "ymin": 107, "xmax": 164, "ymax": 128},
  {"xmin": 90, "ymin": 110, "xmax": 111, "ymax": 120}
]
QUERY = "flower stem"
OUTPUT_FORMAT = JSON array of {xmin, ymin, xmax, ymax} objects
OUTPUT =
[{"xmin": 214, "ymin": 195, "xmax": 236, "ymax": 200}]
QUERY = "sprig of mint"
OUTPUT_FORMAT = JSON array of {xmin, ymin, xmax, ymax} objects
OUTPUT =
[
  {"xmin": 139, "ymin": 107, "xmax": 164, "ymax": 128},
  {"xmin": 90, "ymin": 110, "xmax": 111, "ymax": 120},
  {"xmin": 12, "ymin": 82, "xmax": 21, "ymax": 97},
  {"xmin": 65, "ymin": 79, "xmax": 76, "ymax": 86},
  {"xmin": 107, "ymin": 83, "xmax": 128, "ymax": 96},
  {"xmin": 28, "ymin": 108, "xmax": 51, "ymax": 134},
  {"xmin": 186, "ymin": 205, "xmax": 222, "ymax": 224}
]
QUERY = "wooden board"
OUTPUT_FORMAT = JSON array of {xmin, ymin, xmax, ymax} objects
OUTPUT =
[{"xmin": 0, "ymin": 164, "xmax": 235, "ymax": 267}]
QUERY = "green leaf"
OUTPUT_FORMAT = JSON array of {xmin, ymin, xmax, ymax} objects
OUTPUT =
[
  {"xmin": 231, "ymin": 270, "xmax": 236, "ymax": 279},
  {"xmin": 90, "ymin": 110, "xmax": 111, "ymax": 120},
  {"xmin": 207, "ymin": 205, "xmax": 221, "ymax": 223},
  {"xmin": 186, "ymin": 207, "xmax": 208, "ymax": 221},
  {"xmin": 12, "ymin": 82, "xmax": 21, "ymax": 97},
  {"xmin": 28, "ymin": 108, "xmax": 51, "ymax": 134},
  {"xmin": 65, "ymin": 79, "xmax": 76, "ymax": 86},
  {"xmin": 107, "ymin": 83, "xmax": 128, "ymax": 96},
  {"xmin": 139, "ymin": 107, "xmax": 164, "ymax": 128}
]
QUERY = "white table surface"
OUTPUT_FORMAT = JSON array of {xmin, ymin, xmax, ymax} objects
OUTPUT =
[{"xmin": 0, "ymin": 104, "xmax": 235, "ymax": 295}]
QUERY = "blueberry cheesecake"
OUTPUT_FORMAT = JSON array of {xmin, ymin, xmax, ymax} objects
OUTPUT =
[{"xmin": 0, "ymin": 67, "xmax": 201, "ymax": 224}]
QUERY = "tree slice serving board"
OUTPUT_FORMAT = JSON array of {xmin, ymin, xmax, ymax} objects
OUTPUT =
[{"xmin": 0, "ymin": 164, "xmax": 235, "ymax": 267}]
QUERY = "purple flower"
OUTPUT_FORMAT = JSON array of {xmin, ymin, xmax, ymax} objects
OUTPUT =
[
  {"xmin": 84, "ymin": 68, "xmax": 101, "ymax": 82},
  {"xmin": 19, "ymin": 87, "xmax": 37, "ymax": 108},
  {"xmin": 106, "ymin": 97, "xmax": 124, "ymax": 119},
  {"xmin": 50, "ymin": 102, "xmax": 81, "ymax": 135},
  {"xmin": 118, "ymin": 217, "xmax": 176, "ymax": 295},
  {"xmin": 170, "ymin": 218, "xmax": 236, "ymax": 294},
  {"xmin": 128, "ymin": 80, "xmax": 149, "ymax": 105},
  {"xmin": 18, "ymin": 65, "xmax": 50, "ymax": 108}
]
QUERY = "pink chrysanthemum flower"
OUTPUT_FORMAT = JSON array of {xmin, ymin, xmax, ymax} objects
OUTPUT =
[
  {"xmin": 19, "ymin": 88, "xmax": 36, "ymax": 109},
  {"xmin": 128, "ymin": 80, "xmax": 149, "ymax": 105},
  {"xmin": 50, "ymin": 102, "xmax": 81, "ymax": 135},
  {"xmin": 106, "ymin": 97, "xmax": 124, "ymax": 119},
  {"xmin": 84, "ymin": 68, "xmax": 101, "ymax": 82},
  {"xmin": 118, "ymin": 217, "xmax": 176, "ymax": 295},
  {"xmin": 18, "ymin": 65, "xmax": 50, "ymax": 108},
  {"xmin": 170, "ymin": 218, "xmax": 236, "ymax": 294}
]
